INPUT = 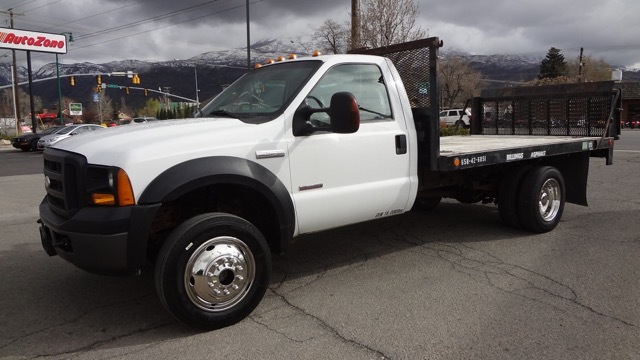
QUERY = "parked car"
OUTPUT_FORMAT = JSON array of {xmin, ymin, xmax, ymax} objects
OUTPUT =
[
  {"xmin": 37, "ymin": 124, "xmax": 104, "ymax": 150},
  {"xmin": 626, "ymin": 119, "xmax": 639, "ymax": 129},
  {"xmin": 439, "ymin": 108, "xmax": 471, "ymax": 127},
  {"xmin": 12, "ymin": 126, "xmax": 66, "ymax": 151},
  {"xmin": 120, "ymin": 116, "xmax": 158, "ymax": 125}
]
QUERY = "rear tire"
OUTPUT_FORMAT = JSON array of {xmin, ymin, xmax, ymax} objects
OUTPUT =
[
  {"xmin": 517, "ymin": 166, "xmax": 565, "ymax": 233},
  {"xmin": 155, "ymin": 213, "xmax": 271, "ymax": 330},
  {"xmin": 455, "ymin": 120, "xmax": 465, "ymax": 128},
  {"xmin": 498, "ymin": 166, "xmax": 531, "ymax": 228}
]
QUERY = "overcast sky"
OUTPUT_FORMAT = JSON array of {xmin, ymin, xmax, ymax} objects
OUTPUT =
[{"xmin": 2, "ymin": 0, "xmax": 640, "ymax": 70}]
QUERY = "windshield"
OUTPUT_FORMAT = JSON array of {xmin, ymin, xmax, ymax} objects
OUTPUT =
[
  {"xmin": 41, "ymin": 126, "xmax": 64, "ymax": 135},
  {"xmin": 56, "ymin": 126, "xmax": 77, "ymax": 135},
  {"xmin": 200, "ymin": 60, "xmax": 322, "ymax": 124}
]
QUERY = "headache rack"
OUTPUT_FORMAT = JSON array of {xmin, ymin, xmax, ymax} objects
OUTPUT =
[{"xmin": 470, "ymin": 81, "xmax": 622, "ymax": 138}]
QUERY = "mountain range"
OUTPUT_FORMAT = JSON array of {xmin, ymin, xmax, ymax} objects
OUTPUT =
[{"xmin": 1, "ymin": 38, "xmax": 639, "ymax": 112}]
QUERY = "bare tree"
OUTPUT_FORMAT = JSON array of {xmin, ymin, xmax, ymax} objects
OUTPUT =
[
  {"xmin": 0, "ymin": 88, "xmax": 42, "ymax": 120},
  {"xmin": 313, "ymin": 19, "xmax": 349, "ymax": 54},
  {"xmin": 85, "ymin": 94, "xmax": 113, "ymax": 123},
  {"xmin": 359, "ymin": 0, "xmax": 426, "ymax": 49},
  {"xmin": 0, "ymin": 89, "xmax": 13, "ymax": 117},
  {"xmin": 566, "ymin": 55, "xmax": 612, "ymax": 82},
  {"xmin": 439, "ymin": 57, "xmax": 483, "ymax": 109},
  {"xmin": 314, "ymin": 0, "xmax": 425, "ymax": 53}
]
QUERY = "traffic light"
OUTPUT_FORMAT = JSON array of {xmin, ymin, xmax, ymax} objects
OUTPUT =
[
  {"xmin": 125, "ymin": 87, "xmax": 130, "ymax": 95},
  {"xmin": 132, "ymin": 74, "xmax": 140, "ymax": 84},
  {"xmin": 70, "ymin": 76, "xmax": 75, "ymax": 86},
  {"xmin": 144, "ymin": 88, "xmax": 148, "ymax": 96},
  {"xmin": 96, "ymin": 85, "xmax": 101, "ymax": 93},
  {"xmin": 96, "ymin": 75, "xmax": 102, "ymax": 85}
]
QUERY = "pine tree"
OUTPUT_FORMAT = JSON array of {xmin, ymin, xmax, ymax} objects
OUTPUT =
[{"xmin": 538, "ymin": 47, "xmax": 567, "ymax": 79}]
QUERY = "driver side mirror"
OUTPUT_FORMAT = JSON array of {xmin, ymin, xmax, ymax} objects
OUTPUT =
[
  {"xmin": 292, "ymin": 92, "xmax": 360, "ymax": 136},
  {"xmin": 329, "ymin": 92, "xmax": 359, "ymax": 134}
]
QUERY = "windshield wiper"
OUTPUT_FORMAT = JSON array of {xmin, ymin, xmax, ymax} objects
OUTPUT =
[{"xmin": 358, "ymin": 106, "xmax": 392, "ymax": 119}]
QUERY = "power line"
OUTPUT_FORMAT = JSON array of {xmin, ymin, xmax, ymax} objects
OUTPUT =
[
  {"xmin": 19, "ymin": 0, "xmax": 62, "ymax": 13},
  {"xmin": 0, "ymin": 0, "xmax": 263, "ymax": 66},
  {"xmin": 75, "ymin": 0, "xmax": 225, "ymax": 40},
  {"xmin": 68, "ymin": 0, "xmax": 263, "ymax": 52}
]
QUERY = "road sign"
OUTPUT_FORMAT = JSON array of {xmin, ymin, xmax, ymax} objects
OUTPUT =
[
  {"xmin": 92, "ymin": 94, "xmax": 100, "ymax": 102},
  {"xmin": 106, "ymin": 84, "xmax": 119, "ymax": 89},
  {"xmin": 69, "ymin": 103, "xmax": 82, "ymax": 115},
  {"xmin": 0, "ymin": 27, "xmax": 68, "ymax": 54}
]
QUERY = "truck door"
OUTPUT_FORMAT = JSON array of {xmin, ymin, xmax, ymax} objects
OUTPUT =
[{"xmin": 287, "ymin": 63, "xmax": 412, "ymax": 234}]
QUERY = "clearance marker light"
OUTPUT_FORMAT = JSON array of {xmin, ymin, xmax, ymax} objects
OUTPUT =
[
  {"xmin": 312, "ymin": 50, "xmax": 322, "ymax": 57},
  {"xmin": 265, "ymin": 58, "xmax": 275, "ymax": 64},
  {"xmin": 453, "ymin": 157, "xmax": 461, "ymax": 168},
  {"xmin": 276, "ymin": 56, "xmax": 285, "ymax": 61},
  {"xmin": 289, "ymin": 53, "xmax": 297, "ymax": 59},
  {"xmin": 254, "ymin": 63, "xmax": 262, "ymax": 69}
]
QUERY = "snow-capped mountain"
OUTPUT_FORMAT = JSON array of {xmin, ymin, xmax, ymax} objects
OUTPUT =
[{"xmin": 1, "ymin": 38, "xmax": 638, "ymax": 110}]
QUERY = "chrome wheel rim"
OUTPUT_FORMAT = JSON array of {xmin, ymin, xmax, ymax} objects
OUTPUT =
[
  {"xmin": 538, "ymin": 178, "xmax": 561, "ymax": 222},
  {"xmin": 184, "ymin": 236, "xmax": 255, "ymax": 312}
]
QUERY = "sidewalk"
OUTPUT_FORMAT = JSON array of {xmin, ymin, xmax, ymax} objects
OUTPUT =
[{"xmin": 1, "ymin": 139, "xmax": 15, "ymax": 151}]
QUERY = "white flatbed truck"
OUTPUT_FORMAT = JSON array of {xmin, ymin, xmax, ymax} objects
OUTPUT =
[{"xmin": 38, "ymin": 37, "xmax": 618, "ymax": 330}]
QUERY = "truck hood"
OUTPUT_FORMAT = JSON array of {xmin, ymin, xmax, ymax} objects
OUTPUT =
[
  {"xmin": 50, "ymin": 116, "xmax": 288, "ymax": 203},
  {"xmin": 52, "ymin": 117, "xmax": 275, "ymax": 167}
]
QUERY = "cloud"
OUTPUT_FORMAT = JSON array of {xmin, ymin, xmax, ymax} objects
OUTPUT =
[{"xmin": 1, "ymin": 0, "xmax": 639, "ymax": 68}]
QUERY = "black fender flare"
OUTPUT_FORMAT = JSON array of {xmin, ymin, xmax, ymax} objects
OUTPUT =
[{"xmin": 138, "ymin": 156, "xmax": 295, "ymax": 253}]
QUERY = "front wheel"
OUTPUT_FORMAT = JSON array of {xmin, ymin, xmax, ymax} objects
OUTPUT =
[
  {"xmin": 155, "ymin": 213, "xmax": 271, "ymax": 330},
  {"xmin": 517, "ymin": 166, "xmax": 565, "ymax": 233}
]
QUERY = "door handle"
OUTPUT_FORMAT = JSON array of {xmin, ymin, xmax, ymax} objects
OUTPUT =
[{"xmin": 395, "ymin": 134, "xmax": 407, "ymax": 154}]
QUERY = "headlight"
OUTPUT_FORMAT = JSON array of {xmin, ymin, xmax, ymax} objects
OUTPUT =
[{"xmin": 86, "ymin": 166, "xmax": 135, "ymax": 206}]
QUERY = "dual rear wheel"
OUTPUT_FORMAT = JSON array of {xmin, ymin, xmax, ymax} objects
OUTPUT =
[{"xmin": 498, "ymin": 166, "xmax": 565, "ymax": 233}]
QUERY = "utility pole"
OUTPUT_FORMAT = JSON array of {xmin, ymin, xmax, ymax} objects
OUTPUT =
[
  {"xmin": 577, "ymin": 47, "xmax": 584, "ymax": 83},
  {"xmin": 162, "ymin": 87, "xmax": 171, "ymax": 112},
  {"xmin": 351, "ymin": 0, "xmax": 361, "ymax": 50},
  {"xmin": 246, "ymin": 0, "xmax": 251, "ymax": 69},
  {"xmin": 2, "ymin": 9, "xmax": 23, "ymax": 130}
]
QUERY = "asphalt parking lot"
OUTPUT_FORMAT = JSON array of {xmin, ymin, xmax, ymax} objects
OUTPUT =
[{"xmin": 0, "ymin": 132, "xmax": 639, "ymax": 359}]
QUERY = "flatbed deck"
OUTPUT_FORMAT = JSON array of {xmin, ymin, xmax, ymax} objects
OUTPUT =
[{"xmin": 437, "ymin": 135, "xmax": 608, "ymax": 171}]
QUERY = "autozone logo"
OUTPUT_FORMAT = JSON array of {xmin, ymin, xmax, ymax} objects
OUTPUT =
[{"xmin": 0, "ymin": 31, "xmax": 65, "ymax": 49}]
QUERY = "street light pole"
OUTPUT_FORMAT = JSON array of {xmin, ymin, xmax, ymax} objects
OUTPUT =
[
  {"xmin": 194, "ymin": 65, "xmax": 200, "ymax": 109},
  {"xmin": 246, "ymin": 0, "xmax": 250, "ymax": 69},
  {"xmin": 56, "ymin": 53, "xmax": 61, "ymax": 123},
  {"xmin": 56, "ymin": 32, "xmax": 73, "ymax": 125}
]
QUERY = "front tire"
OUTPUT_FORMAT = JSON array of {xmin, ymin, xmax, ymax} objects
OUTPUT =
[
  {"xmin": 155, "ymin": 213, "xmax": 271, "ymax": 330},
  {"xmin": 517, "ymin": 166, "xmax": 565, "ymax": 233}
]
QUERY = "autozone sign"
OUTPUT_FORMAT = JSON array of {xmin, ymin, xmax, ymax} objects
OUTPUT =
[{"xmin": 0, "ymin": 27, "xmax": 67, "ymax": 54}]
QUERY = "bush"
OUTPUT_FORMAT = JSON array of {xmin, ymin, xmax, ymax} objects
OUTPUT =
[
  {"xmin": 439, "ymin": 126, "xmax": 470, "ymax": 137},
  {"xmin": 0, "ymin": 133, "xmax": 14, "ymax": 141}
]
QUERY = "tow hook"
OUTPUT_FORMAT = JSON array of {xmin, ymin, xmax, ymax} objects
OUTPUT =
[{"xmin": 37, "ymin": 219, "xmax": 56, "ymax": 257}]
